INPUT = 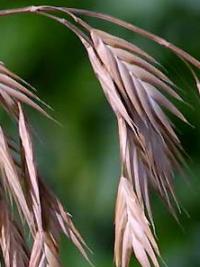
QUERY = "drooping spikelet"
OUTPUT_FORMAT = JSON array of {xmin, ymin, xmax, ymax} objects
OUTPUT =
[
  {"xmin": 0, "ymin": 5, "xmax": 200, "ymax": 267},
  {"xmin": 0, "ymin": 62, "xmax": 90, "ymax": 267},
  {"xmin": 115, "ymin": 177, "xmax": 160, "ymax": 267}
]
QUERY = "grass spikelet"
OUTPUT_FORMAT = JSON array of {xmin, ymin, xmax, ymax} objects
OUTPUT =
[{"xmin": 0, "ymin": 6, "xmax": 200, "ymax": 267}]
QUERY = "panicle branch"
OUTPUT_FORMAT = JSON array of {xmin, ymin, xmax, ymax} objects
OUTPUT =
[{"xmin": 0, "ymin": 5, "xmax": 199, "ymax": 267}]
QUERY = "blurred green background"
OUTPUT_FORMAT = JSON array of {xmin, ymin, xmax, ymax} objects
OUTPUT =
[{"xmin": 0, "ymin": 0, "xmax": 200, "ymax": 266}]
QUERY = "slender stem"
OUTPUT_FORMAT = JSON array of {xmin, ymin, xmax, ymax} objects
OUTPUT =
[
  {"xmin": 0, "ymin": 6, "xmax": 199, "ymax": 69},
  {"xmin": 47, "ymin": 6, "xmax": 92, "ymax": 32},
  {"xmin": 65, "ymin": 8, "xmax": 200, "ymax": 69},
  {"xmin": 0, "ymin": 6, "xmax": 39, "ymax": 16},
  {"xmin": 37, "ymin": 11, "xmax": 92, "ymax": 45},
  {"xmin": 0, "ymin": 6, "xmax": 91, "ymax": 45}
]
